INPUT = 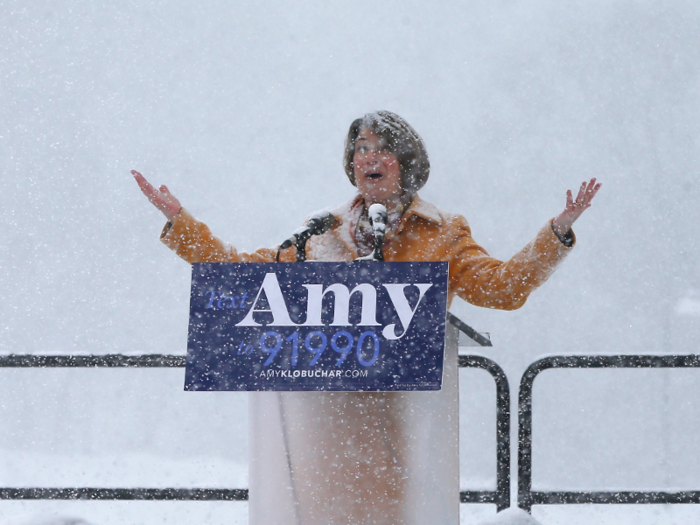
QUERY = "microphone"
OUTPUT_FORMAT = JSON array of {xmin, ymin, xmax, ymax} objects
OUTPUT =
[
  {"xmin": 355, "ymin": 204, "xmax": 387, "ymax": 262},
  {"xmin": 279, "ymin": 211, "xmax": 336, "ymax": 251},
  {"xmin": 368, "ymin": 204, "xmax": 388, "ymax": 239}
]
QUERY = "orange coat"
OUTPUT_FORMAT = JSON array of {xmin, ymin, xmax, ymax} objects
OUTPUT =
[
  {"xmin": 160, "ymin": 193, "xmax": 574, "ymax": 524},
  {"xmin": 161, "ymin": 194, "xmax": 573, "ymax": 308}
]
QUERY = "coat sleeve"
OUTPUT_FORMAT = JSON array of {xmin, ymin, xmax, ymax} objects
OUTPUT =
[
  {"xmin": 446, "ymin": 215, "xmax": 574, "ymax": 310},
  {"xmin": 159, "ymin": 208, "xmax": 296, "ymax": 263}
]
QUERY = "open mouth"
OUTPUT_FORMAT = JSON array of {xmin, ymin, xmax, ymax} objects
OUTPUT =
[{"xmin": 366, "ymin": 172, "xmax": 382, "ymax": 180}]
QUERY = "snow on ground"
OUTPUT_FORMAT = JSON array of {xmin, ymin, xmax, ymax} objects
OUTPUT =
[
  {"xmin": 466, "ymin": 505, "xmax": 700, "ymax": 525},
  {"xmin": 0, "ymin": 450, "xmax": 247, "ymax": 490},
  {"xmin": 6, "ymin": 503, "xmax": 700, "ymax": 525},
  {"xmin": 3, "ymin": 501, "xmax": 247, "ymax": 525},
  {"xmin": 477, "ymin": 508, "xmax": 541, "ymax": 525}
]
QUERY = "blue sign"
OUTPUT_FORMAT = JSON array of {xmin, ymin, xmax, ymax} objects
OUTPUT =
[{"xmin": 185, "ymin": 262, "xmax": 448, "ymax": 392}]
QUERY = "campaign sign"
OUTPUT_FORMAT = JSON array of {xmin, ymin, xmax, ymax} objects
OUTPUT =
[{"xmin": 185, "ymin": 262, "xmax": 448, "ymax": 392}]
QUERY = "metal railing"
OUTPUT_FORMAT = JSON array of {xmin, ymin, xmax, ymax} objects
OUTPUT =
[
  {"xmin": 8, "ymin": 342, "xmax": 700, "ymax": 514},
  {"xmin": 0, "ymin": 353, "xmax": 248, "ymax": 502},
  {"xmin": 458, "ymin": 354, "xmax": 510, "ymax": 511},
  {"xmin": 0, "ymin": 488, "xmax": 246, "ymax": 501},
  {"xmin": 518, "ymin": 354, "xmax": 700, "ymax": 513},
  {"xmin": 0, "ymin": 315, "xmax": 509, "ymax": 510}
]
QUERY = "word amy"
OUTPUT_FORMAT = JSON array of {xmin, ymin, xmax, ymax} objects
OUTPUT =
[{"xmin": 208, "ymin": 273, "xmax": 433, "ymax": 340}]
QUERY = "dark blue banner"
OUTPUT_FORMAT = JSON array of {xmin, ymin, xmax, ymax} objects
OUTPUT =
[{"xmin": 185, "ymin": 262, "xmax": 448, "ymax": 391}]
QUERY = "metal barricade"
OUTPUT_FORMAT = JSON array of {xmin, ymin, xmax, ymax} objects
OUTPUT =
[
  {"xmin": 0, "ymin": 314, "xmax": 508, "ymax": 511},
  {"xmin": 518, "ymin": 354, "xmax": 700, "ymax": 513},
  {"xmin": 0, "ymin": 353, "xmax": 247, "ymax": 502},
  {"xmin": 458, "ymin": 354, "xmax": 510, "ymax": 511}
]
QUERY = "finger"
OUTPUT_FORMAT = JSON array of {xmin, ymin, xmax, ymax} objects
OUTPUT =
[
  {"xmin": 135, "ymin": 174, "xmax": 159, "ymax": 199},
  {"xmin": 565, "ymin": 189, "xmax": 574, "ymax": 207},
  {"xmin": 133, "ymin": 170, "xmax": 152, "ymax": 190},
  {"xmin": 575, "ymin": 181, "xmax": 587, "ymax": 202},
  {"xmin": 585, "ymin": 177, "xmax": 597, "ymax": 193},
  {"xmin": 136, "ymin": 177, "xmax": 167, "ymax": 208},
  {"xmin": 582, "ymin": 179, "xmax": 601, "ymax": 204},
  {"xmin": 586, "ymin": 182, "xmax": 602, "ymax": 203},
  {"xmin": 159, "ymin": 185, "xmax": 179, "ymax": 207},
  {"xmin": 132, "ymin": 170, "xmax": 148, "ymax": 188}
]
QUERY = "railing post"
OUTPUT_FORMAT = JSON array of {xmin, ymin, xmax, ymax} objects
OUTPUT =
[{"xmin": 457, "ymin": 355, "xmax": 510, "ymax": 511}]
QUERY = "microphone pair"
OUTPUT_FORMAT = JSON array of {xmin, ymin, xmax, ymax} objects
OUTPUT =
[{"xmin": 278, "ymin": 204, "xmax": 388, "ymax": 262}]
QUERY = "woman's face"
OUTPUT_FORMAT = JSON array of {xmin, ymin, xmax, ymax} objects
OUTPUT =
[{"xmin": 353, "ymin": 127, "xmax": 402, "ymax": 205}]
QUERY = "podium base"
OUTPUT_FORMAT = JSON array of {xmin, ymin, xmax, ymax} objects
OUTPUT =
[{"xmin": 248, "ymin": 323, "xmax": 460, "ymax": 525}]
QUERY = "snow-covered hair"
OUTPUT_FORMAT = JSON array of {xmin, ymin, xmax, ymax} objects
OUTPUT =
[{"xmin": 343, "ymin": 111, "xmax": 430, "ymax": 193}]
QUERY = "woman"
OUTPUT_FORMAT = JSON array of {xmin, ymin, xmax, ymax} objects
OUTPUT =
[{"xmin": 134, "ymin": 111, "xmax": 600, "ymax": 525}]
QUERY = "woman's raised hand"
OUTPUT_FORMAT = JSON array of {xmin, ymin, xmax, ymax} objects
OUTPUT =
[
  {"xmin": 552, "ymin": 178, "xmax": 602, "ymax": 237},
  {"xmin": 132, "ymin": 170, "xmax": 182, "ymax": 222}
]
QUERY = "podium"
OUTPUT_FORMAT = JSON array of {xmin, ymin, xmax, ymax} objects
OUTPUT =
[{"xmin": 187, "ymin": 262, "xmax": 459, "ymax": 525}]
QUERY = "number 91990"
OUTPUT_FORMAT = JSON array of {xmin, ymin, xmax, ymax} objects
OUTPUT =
[{"xmin": 249, "ymin": 330, "xmax": 381, "ymax": 368}]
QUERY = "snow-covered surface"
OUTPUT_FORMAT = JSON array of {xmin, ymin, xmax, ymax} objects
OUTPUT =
[
  {"xmin": 6, "ymin": 503, "xmax": 700, "ymax": 525},
  {"xmin": 477, "ymin": 508, "xmax": 542, "ymax": 525},
  {"xmin": 3, "ymin": 501, "xmax": 247, "ymax": 525},
  {"xmin": 0, "ymin": 450, "xmax": 246, "ymax": 489}
]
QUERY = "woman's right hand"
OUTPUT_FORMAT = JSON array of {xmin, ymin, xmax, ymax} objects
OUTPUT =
[{"xmin": 132, "ymin": 170, "xmax": 182, "ymax": 222}]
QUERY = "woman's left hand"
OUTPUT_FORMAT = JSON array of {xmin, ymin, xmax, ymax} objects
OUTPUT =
[{"xmin": 552, "ymin": 178, "xmax": 602, "ymax": 237}]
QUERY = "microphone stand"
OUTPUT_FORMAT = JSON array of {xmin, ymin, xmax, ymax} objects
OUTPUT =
[
  {"xmin": 369, "ymin": 227, "xmax": 385, "ymax": 262},
  {"xmin": 275, "ymin": 236, "xmax": 310, "ymax": 262},
  {"xmin": 295, "ymin": 238, "xmax": 309, "ymax": 262},
  {"xmin": 354, "ymin": 232, "xmax": 385, "ymax": 262}
]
